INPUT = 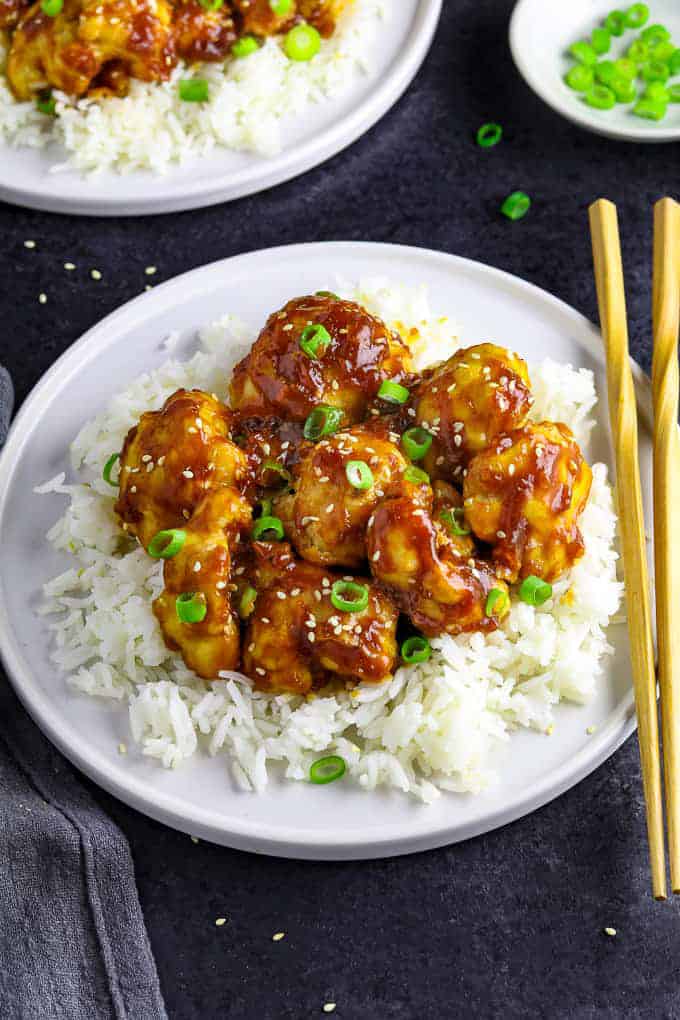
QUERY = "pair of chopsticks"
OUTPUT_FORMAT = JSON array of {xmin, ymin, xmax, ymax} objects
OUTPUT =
[{"xmin": 590, "ymin": 197, "xmax": 680, "ymax": 901}]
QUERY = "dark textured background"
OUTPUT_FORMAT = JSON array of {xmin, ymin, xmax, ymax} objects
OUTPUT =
[{"xmin": 1, "ymin": 2, "xmax": 678, "ymax": 1017}]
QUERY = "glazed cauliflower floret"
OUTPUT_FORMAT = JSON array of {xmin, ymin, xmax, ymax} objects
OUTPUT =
[
  {"xmin": 274, "ymin": 420, "xmax": 409, "ymax": 568},
  {"xmin": 116, "ymin": 388, "xmax": 247, "ymax": 550},
  {"xmin": 7, "ymin": 0, "xmax": 176, "ymax": 100},
  {"xmin": 413, "ymin": 343, "xmax": 532, "ymax": 481},
  {"xmin": 241, "ymin": 542, "xmax": 399, "ymax": 695},
  {"xmin": 463, "ymin": 421, "xmax": 592, "ymax": 583},
  {"xmin": 366, "ymin": 479, "xmax": 507, "ymax": 637},
  {"xmin": 153, "ymin": 487, "xmax": 251, "ymax": 679},
  {"xmin": 229, "ymin": 293, "xmax": 413, "ymax": 424}
]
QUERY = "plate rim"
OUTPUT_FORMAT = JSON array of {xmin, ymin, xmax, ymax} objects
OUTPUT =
[
  {"xmin": 0, "ymin": 241, "xmax": 646, "ymax": 859},
  {"xmin": 0, "ymin": 0, "xmax": 442, "ymax": 216},
  {"xmin": 509, "ymin": 0, "xmax": 680, "ymax": 144}
]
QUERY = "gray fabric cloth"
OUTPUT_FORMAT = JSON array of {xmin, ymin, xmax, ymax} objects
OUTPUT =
[{"xmin": 0, "ymin": 370, "xmax": 167, "ymax": 1020}]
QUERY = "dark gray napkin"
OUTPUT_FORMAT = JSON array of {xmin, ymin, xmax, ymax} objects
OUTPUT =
[{"xmin": 0, "ymin": 368, "xmax": 167, "ymax": 1020}]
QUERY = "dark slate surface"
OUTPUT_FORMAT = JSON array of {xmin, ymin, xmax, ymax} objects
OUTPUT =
[{"xmin": 0, "ymin": 2, "xmax": 678, "ymax": 1017}]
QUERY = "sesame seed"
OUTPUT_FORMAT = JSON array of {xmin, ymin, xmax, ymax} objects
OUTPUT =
[
  {"xmin": 183, "ymin": 469, "xmax": 194, "ymax": 479},
  {"xmin": 90, "ymin": 269, "xmax": 102, "ymax": 280},
  {"xmin": 272, "ymin": 932, "xmax": 285, "ymax": 942},
  {"xmin": 587, "ymin": 725, "xmax": 597, "ymax": 735},
  {"xmin": 183, "ymin": 509, "xmax": 191, "ymax": 519},
  {"xmin": 130, "ymin": 486, "xmax": 137, "ymax": 494},
  {"xmin": 261, "ymin": 617, "xmax": 270, "ymax": 624},
  {"xmin": 118, "ymin": 743, "xmax": 127, "ymax": 754},
  {"xmin": 64, "ymin": 262, "xmax": 76, "ymax": 271},
  {"xmin": 326, "ymin": 504, "xmax": 335, "ymax": 513},
  {"xmin": 323, "ymin": 1005, "xmax": 337, "ymax": 1014},
  {"xmin": 215, "ymin": 918, "xmax": 227, "ymax": 927},
  {"xmin": 141, "ymin": 454, "xmax": 152, "ymax": 463},
  {"xmin": 216, "ymin": 581, "xmax": 227, "ymax": 589},
  {"xmin": 24, "ymin": 239, "xmax": 36, "ymax": 249},
  {"xmin": 308, "ymin": 632, "xmax": 315, "ymax": 642},
  {"xmin": 603, "ymin": 927, "xmax": 617, "ymax": 937},
  {"xmin": 158, "ymin": 455, "xmax": 166, "ymax": 465},
  {"xmin": 508, "ymin": 464, "xmax": 516, "ymax": 476},
  {"xmin": 38, "ymin": 293, "xmax": 47, "ymax": 304},
  {"xmin": 372, "ymin": 551, "xmax": 381, "ymax": 561},
  {"xmin": 193, "ymin": 561, "xmax": 201, "ymax": 572},
  {"xmin": 256, "ymin": 667, "xmax": 266, "ymax": 676},
  {"xmin": 276, "ymin": 591, "xmax": 287, "ymax": 600},
  {"xmin": 146, "ymin": 462, "xmax": 154, "ymax": 473},
  {"xmin": 145, "ymin": 266, "xmax": 157, "ymax": 276},
  {"xmin": 496, "ymin": 530, "xmax": 506, "ymax": 539},
  {"xmin": 291, "ymin": 588, "xmax": 301, "ymax": 596},
  {"xmin": 282, "ymin": 323, "xmax": 294, "ymax": 332},
  {"xmin": 190, "ymin": 836, "xmax": 199, "ymax": 844},
  {"xmin": 248, "ymin": 643, "xmax": 255, "ymax": 653}
]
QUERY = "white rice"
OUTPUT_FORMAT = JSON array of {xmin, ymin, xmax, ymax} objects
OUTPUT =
[
  {"xmin": 37, "ymin": 278, "xmax": 623, "ymax": 802},
  {"xmin": 0, "ymin": 0, "xmax": 386, "ymax": 174}
]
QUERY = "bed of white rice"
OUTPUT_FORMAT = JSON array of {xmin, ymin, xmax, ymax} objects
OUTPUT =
[
  {"xmin": 36, "ymin": 278, "xmax": 623, "ymax": 803},
  {"xmin": 0, "ymin": 0, "xmax": 385, "ymax": 174}
]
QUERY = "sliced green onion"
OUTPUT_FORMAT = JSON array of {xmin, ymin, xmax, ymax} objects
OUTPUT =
[
  {"xmin": 591, "ymin": 27, "xmax": 611, "ymax": 54},
  {"xmin": 624, "ymin": 3, "xmax": 649, "ymax": 28},
  {"xmin": 604, "ymin": 10, "xmax": 626, "ymax": 36},
  {"xmin": 627, "ymin": 38, "xmax": 649, "ymax": 63},
  {"xmin": 584, "ymin": 84, "xmax": 616, "ymax": 109},
  {"xmin": 232, "ymin": 35, "xmax": 259, "ymax": 57},
  {"xmin": 566, "ymin": 64, "xmax": 594, "ymax": 91},
  {"xmin": 377, "ymin": 378, "xmax": 409, "ymax": 404},
  {"xmin": 330, "ymin": 580, "xmax": 369, "ymax": 613},
  {"xmin": 148, "ymin": 529, "xmax": 186, "ymax": 559},
  {"xmin": 594, "ymin": 60, "xmax": 616, "ymax": 86},
  {"xmin": 345, "ymin": 460, "xmax": 374, "ymax": 490},
  {"xmin": 252, "ymin": 515, "xmax": 285, "ymax": 541},
  {"xmin": 238, "ymin": 585, "xmax": 258, "ymax": 619},
  {"xmin": 270, "ymin": 0, "xmax": 293, "ymax": 13},
  {"xmin": 485, "ymin": 588, "xmax": 509, "ymax": 618},
  {"xmin": 176, "ymin": 592, "xmax": 207, "ymax": 624},
  {"xmin": 669, "ymin": 49, "xmax": 680, "ymax": 75},
  {"xmin": 501, "ymin": 191, "xmax": 531, "ymax": 221},
  {"xmin": 667, "ymin": 83, "xmax": 680, "ymax": 103},
  {"xmin": 401, "ymin": 426, "xmax": 432, "ymax": 461},
  {"xmin": 613, "ymin": 57, "xmax": 637, "ymax": 79},
  {"xmin": 644, "ymin": 81, "xmax": 670, "ymax": 102},
  {"xmin": 299, "ymin": 323, "xmax": 331, "ymax": 359},
  {"xmin": 199, "ymin": 0, "xmax": 223, "ymax": 9},
  {"xmin": 440, "ymin": 507, "xmax": 471, "ymax": 537},
  {"xmin": 309, "ymin": 755, "xmax": 346, "ymax": 785},
  {"xmin": 632, "ymin": 97, "xmax": 668, "ymax": 119},
  {"xmin": 284, "ymin": 22, "xmax": 321, "ymax": 61},
  {"xmin": 476, "ymin": 122, "xmax": 502, "ymax": 148},
  {"xmin": 303, "ymin": 404, "xmax": 344, "ymax": 441},
  {"xmin": 610, "ymin": 73, "xmax": 637, "ymax": 102},
  {"xmin": 103, "ymin": 452, "xmax": 120, "ymax": 487},
  {"xmin": 401, "ymin": 635, "xmax": 431, "ymax": 664},
  {"xmin": 569, "ymin": 41, "xmax": 597, "ymax": 66},
  {"xmin": 404, "ymin": 465, "xmax": 430, "ymax": 485},
  {"xmin": 518, "ymin": 575, "xmax": 553, "ymax": 606},
  {"xmin": 650, "ymin": 40, "xmax": 676, "ymax": 62},
  {"xmin": 641, "ymin": 23, "xmax": 671, "ymax": 47},
  {"xmin": 36, "ymin": 90, "xmax": 56, "ymax": 115},
  {"xmin": 179, "ymin": 79, "xmax": 209, "ymax": 103},
  {"xmin": 642, "ymin": 59, "xmax": 670, "ymax": 83},
  {"xmin": 261, "ymin": 459, "xmax": 292, "ymax": 489},
  {"xmin": 41, "ymin": 0, "xmax": 62, "ymax": 14},
  {"xmin": 315, "ymin": 290, "xmax": 339, "ymax": 299}
]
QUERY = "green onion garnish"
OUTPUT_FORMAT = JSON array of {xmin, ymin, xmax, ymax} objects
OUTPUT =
[
  {"xmin": 501, "ymin": 191, "xmax": 531, "ymax": 221},
  {"xmin": 569, "ymin": 41, "xmax": 597, "ymax": 66},
  {"xmin": 148, "ymin": 529, "xmax": 186, "ymax": 559},
  {"xmin": 594, "ymin": 60, "xmax": 616, "ymax": 86},
  {"xmin": 232, "ymin": 35, "xmax": 259, "ymax": 57},
  {"xmin": 627, "ymin": 38, "xmax": 649, "ymax": 63},
  {"xmin": 439, "ymin": 507, "xmax": 470, "ymax": 537},
  {"xmin": 309, "ymin": 755, "xmax": 346, "ymax": 785},
  {"xmin": 625, "ymin": 3, "xmax": 649, "ymax": 28},
  {"xmin": 41, "ymin": 0, "xmax": 62, "ymax": 15},
  {"xmin": 261, "ymin": 459, "xmax": 292, "ymax": 489},
  {"xmin": 604, "ymin": 10, "xmax": 626, "ymax": 36},
  {"xmin": 404, "ymin": 465, "xmax": 430, "ymax": 485},
  {"xmin": 643, "ymin": 81, "xmax": 670, "ymax": 102},
  {"xmin": 667, "ymin": 83, "xmax": 680, "ymax": 103},
  {"xmin": 303, "ymin": 405, "xmax": 344, "ymax": 441},
  {"xmin": 641, "ymin": 23, "xmax": 671, "ymax": 47},
  {"xmin": 401, "ymin": 426, "xmax": 432, "ymax": 461},
  {"xmin": 238, "ymin": 585, "xmax": 258, "ymax": 619},
  {"xmin": 103, "ymin": 452, "xmax": 120, "ymax": 487},
  {"xmin": 584, "ymin": 84, "xmax": 616, "ymax": 109},
  {"xmin": 252, "ymin": 515, "xmax": 285, "ymax": 541},
  {"xmin": 566, "ymin": 65, "xmax": 594, "ymax": 91},
  {"xmin": 179, "ymin": 79, "xmax": 209, "ymax": 103},
  {"xmin": 256, "ymin": 497, "xmax": 273, "ymax": 519},
  {"xmin": 175, "ymin": 592, "xmax": 207, "ymax": 624},
  {"xmin": 610, "ymin": 74, "xmax": 636, "ymax": 102},
  {"xmin": 485, "ymin": 588, "xmax": 508, "ymax": 618},
  {"xmin": 315, "ymin": 290, "xmax": 339, "ymax": 299},
  {"xmin": 591, "ymin": 27, "xmax": 611, "ymax": 55},
  {"xmin": 632, "ymin": 97, "xmax": 668, "ymax": 119},
  {"xmin": 270, "ymin": 0, "xmax": 293, "ymax": 12},
  {"xmin": 330, "ymin": 580, "xmax": 369, "ymax": 613},
  {"xmin": 199, "ymin": 0, "xmax": 223, "ymax": 9},
  {"xmin": 377, "ymin": 379, "xmax": 409, "ymax": 405},
  {"xmin": 651, "ymin": 41, "xmax": 676, "ymax": 62},
  {"xmin": 476, "ymin": 122, "xmax": 502, "ymax": 148},
  {"xmin": 299, "ymin": 323, "xmax": 331, "ymax": 359},
  {"xmin": 518, "ymin": 575, "xmax": 553, "ymax": 607},
  {"xmin": 36, "ymin": 91, "xmax": 56, "ymax": 115},
  {"xmin": 642, "ymin": 59, "xmax": 670, "ymax": 83},
  {"xmin": 345, "ymin": 460, "xmax": 374, "ymax": 490},
  {"xmin": 669, "ymin": 49, "xmax": 680, "ymax": 75},
  {"xmin": 613, "ymin": 57, "xmax": 637, "ymax": 79},
  {"xmin": 284, "ymin": 23, "xmax": 321, "ymax": 61},
  {"xmin": 401, "ymin": 635, "xmax": 431, "ymax": 664}
]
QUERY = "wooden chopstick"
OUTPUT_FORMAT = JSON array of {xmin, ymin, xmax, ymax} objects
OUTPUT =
[
  {"xmin": 589, "ymin": 198, "xmax": 667, "ymax": 901},
  {"xmin": 651, "ymin": 197, "xmax": 680, "ymax": 894}
]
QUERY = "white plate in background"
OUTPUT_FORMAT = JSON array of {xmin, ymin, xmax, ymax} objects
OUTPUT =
[{"xmin": 0, "ymin": 242, "xmax": 646, "ymax": 859}]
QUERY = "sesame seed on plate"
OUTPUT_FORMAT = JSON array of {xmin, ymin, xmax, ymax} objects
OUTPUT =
[
  {"xmin": 38, "ymin": 293, "xmax": 47, "ymax": 304},
  {"xmin": 215, "ymin": 918, "xmax": 227, "ymax": 927},
  {"xmin": 323, "ymin": 1004, "xmax": 337, "ymax": 1014},
  {"xmin": 272, "ymin": 932, "xmax": 285, "ymax": 942},
  {"xmin": 193, "ymin": 561, "xmax": 201, "ymax": 572},
  {"xmin": 90, "ymin": 269, "xmax": 102, "ymax": 280},
  {"xmin": 118, "ymin": 743, "xmax": 127, "ymax": 754},
  {"xmin": 145, "ymin": 266, "xmax": 157, "ymax": 276},
  {"xmin": 24, "ymin": 239, "xmax": 36, "ymax": 249},
  {"xmin": 183, "ymin": 469, "xmax": 194, "ymax": 479},
  {"xmin": 64, "ymin": 262, "xmax": 76, "ymax": 271},
  {"xmin": 603, "ymin": 927, "xmax": 617, "ymax": 937},
  {"xmin": 256, "ymin": 667, "xmax": 266, "ymax": 676}
]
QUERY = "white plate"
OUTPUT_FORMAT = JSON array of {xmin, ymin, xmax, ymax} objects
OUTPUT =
[
  {"xmin": 510, "ymin": 0, "xmax": 680, "ymax": 142},
  {"xmin": 0, "ymin": 1, "xmax": 440, "ymax": 216},
  {"xmin": 0, "ymin": 242, "xmax": 649, "ymax": 860}
]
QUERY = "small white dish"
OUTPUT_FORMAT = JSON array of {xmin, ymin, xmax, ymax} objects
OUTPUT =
[
  {"xmin": 0, "ymin": 1, "xmax": 440, "ymax": 216},
  {"xmin": 510, "ymin": 0, "xmax": 680, "ymax": 142},
  {"xmin": 0, "ymin": 242, "xmax": 650, "ymax": 860}
]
